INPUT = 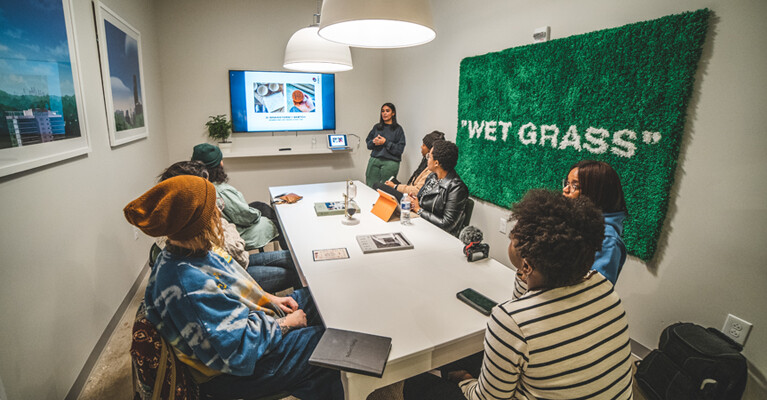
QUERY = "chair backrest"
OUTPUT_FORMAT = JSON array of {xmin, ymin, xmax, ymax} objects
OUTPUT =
[
  {"xmin": 458, "ymin": 197, "xmax": 475, "ymax": 235},
  {"xmin": 131, "ymin": 301, "xmax": 200, "ymax": 400},
  {"xmin": 149, "ymin": 243, "xmax": 163, "ymax": 268}
]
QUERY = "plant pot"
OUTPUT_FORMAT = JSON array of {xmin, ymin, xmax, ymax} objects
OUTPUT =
[{"xmin": 217, "ymin": 141, "xmax": 232, "ymax": 151}]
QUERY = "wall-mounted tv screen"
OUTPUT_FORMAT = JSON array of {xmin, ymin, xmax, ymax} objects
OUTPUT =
[{"xmin": 229, "ymin": 70, "xmax": 336, "ymax": 132}]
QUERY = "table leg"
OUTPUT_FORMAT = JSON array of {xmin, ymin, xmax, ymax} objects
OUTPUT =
[{"xmin": 341, "ymin": 372, "xmax": 376, "ymax": 400}]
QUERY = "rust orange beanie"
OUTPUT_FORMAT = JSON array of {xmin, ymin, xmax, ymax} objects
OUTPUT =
[{"xmin": 123, "ymin": 175, "xmax": 217, "ymax": 241}]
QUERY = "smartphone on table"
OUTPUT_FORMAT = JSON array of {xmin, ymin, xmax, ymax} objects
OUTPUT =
[{"xmin": 457, "ymin": 288, "xmax": 498, "ymax": 316}]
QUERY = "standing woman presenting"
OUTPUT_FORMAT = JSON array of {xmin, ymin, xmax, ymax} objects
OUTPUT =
[{"xmin": 365, "ymin": 103, "xmax": 406, "ymax": 186}]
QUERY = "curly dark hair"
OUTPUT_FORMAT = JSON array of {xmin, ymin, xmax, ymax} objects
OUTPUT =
[
  {"xmin": 430, "ymin": 140, "xmax": 459, "ymax": 171},
  {"xmin": 568, "ymin": 160, "xmax": 627, "ymax": 213},
  {"xmin": 510, "ymin": 189, "xmax": 605, "ymax": 288},
  {"xmin": 158, "ymin": 160, "xmax": 209, "ymax": 182},
  {"xmin": 205, "ymin": 162, "xmax": 229, "ymax": 184},
  {"xmin": 422, "ymin": 130, "xmax": 445, "ymax": 150}
]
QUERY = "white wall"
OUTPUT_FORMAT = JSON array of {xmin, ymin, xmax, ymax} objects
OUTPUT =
[
  {"xmin": 0, "ymin": 0, "xmax": 169, "ymax": 398},
  {"xmin": 154, "ymin": 0, "xmax": 388, "ymax": 202},
  {"xmin": 384, "ymin": 0, "xmax": 767, "ymax": 395}
]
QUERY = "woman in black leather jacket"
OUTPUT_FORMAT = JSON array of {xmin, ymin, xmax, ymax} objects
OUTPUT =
[{"xmin": 410, "ymin": 140, "xmax": 469, "ymax": 236}]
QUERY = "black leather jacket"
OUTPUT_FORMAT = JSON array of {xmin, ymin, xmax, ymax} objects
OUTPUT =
[{"xmin": 417, "ymin": 170, "xmax": 469, "ymax": 236}]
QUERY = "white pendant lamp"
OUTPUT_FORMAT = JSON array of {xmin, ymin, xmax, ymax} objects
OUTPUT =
[
  {"xmin": 283, "ymin": 3, "xmax": 353, "ymax": 73},
  {"xmin": 318, "ymin": 0, "xmax": 435, "ymax": 49},
  {"xmin": 284, "ymin": 26, "xmax": 353, "ymax": 72}
]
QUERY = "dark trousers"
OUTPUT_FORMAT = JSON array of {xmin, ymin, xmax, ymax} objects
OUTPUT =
[
  {"xmin": 403, "ymin": 352, "xmax": 484, "ymax": 400},
  {"xmin": 200, "ymin": 289, "xmax": 343, "ymax": 400},
  {"xmin": 404, "ymin": 373, "xmax": 465, "ymax": 400}
]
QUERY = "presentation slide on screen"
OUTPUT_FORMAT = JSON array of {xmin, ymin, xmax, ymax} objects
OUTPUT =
[{"xmin": 230, "ymin": 71, "xmax": 335, "ymax": 132}]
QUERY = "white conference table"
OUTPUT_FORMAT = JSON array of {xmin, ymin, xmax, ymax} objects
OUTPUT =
[{"xmin": 269, "ymin": 181, "xmax": 517, "ymax": 400}]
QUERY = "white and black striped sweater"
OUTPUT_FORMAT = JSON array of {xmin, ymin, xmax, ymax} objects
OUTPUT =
[{"xmin": 460, "ymin": 272, "xmax": 633, "ymax": 400}]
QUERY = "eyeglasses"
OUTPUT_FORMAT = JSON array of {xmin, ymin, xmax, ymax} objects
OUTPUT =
[{"xmin": 562, "ymin": 179, "xmax": 580, "ymax": 191}]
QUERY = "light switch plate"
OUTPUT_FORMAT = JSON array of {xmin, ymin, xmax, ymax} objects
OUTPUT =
[{"xmin": 533, "ymin": 26, "xmax": 550, "ymax": 42}]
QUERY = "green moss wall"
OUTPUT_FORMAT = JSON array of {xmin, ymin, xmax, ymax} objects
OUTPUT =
[{"xmin": 456, "ymin": 9, "xmax": 709, "ymax": 260}]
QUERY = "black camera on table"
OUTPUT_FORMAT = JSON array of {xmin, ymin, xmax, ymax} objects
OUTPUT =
[
  {"xmin": 459, "ymin": 226, "xmax": 489, "ymax": 262},
  {"xmin": 464, "ymin": 241, "xmax": 489, "ymax": 262}
]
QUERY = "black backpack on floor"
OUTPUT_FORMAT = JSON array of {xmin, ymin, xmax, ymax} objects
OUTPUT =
[{"xmin": 635, "ymin": 322, "xmax": 747, "ymax": 400}]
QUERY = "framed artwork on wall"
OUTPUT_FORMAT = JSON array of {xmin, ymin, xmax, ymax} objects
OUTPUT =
[
  {"xmin": 94, "ymin": 1, "xmax": 148, "ymax": 147},
  {"xmin": 0, "ymin": 0, "xmax": 90, "ymax": 178}
]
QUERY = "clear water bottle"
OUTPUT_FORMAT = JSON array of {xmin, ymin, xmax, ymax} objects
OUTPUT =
[{"xmin": 400, "ymin": 194, "xmax": 411, "ymax": 225}]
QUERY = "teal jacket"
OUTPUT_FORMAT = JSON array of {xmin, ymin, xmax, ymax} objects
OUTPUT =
[{"xmin": 215, "ymin": 182, "xmax": 278, "ymax": 250}]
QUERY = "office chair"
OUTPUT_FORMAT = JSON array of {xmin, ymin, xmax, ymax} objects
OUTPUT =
[
  {"xmin": 455, "ymin": 197, "xmax": 475, "ymax": 236},
  {"xmin": 131, "ymin": 301, "xmax": 200, "ymax": 400},
  {"xmin": 148, "ymin": 243, "xmax": 162, "ymax": 268}
]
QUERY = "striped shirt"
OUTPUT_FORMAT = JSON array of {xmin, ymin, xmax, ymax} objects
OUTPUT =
[
  {"xmin": 460, "ymin": 272, "xmax": 633, "ymax": 400},
  {"xmin": 513, "ymin": 275, "xmax": 528, "ymax": 300}
]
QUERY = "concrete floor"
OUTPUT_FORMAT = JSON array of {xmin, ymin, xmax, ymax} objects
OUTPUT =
[{"xmin": 75, "ymin": 243, "xmax": 643, "ymax": 400}]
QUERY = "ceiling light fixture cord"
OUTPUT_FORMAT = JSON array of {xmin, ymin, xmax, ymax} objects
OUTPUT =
[{"xmin": 314, "ymin": 0, "xmax": 321, "ymax": 26}]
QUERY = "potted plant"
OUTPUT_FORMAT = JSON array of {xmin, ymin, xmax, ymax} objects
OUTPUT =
[{"xmin": 205, "ymin": 114, "xmax": 233, "ymax": 149}]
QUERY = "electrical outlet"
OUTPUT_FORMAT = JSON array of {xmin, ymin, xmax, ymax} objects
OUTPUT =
[
  {"xmin": 499, "ymin": 217, "xmax": 508, "ymax": 234},
  {"xmin": 133, "ymin": 226, "xmax": 140, "ymax": 241},
  {"xmin": 722, "ymin": 314, "xmax": 752, "ymax": 346}
]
